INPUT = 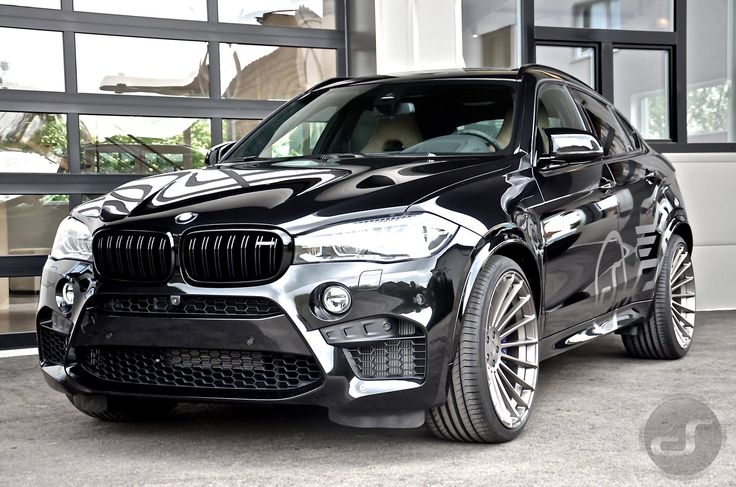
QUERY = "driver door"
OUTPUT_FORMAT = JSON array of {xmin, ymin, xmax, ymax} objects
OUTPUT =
[{"xmin": 527, "ymin": 83, "xmax": 622, "ymax": 338}]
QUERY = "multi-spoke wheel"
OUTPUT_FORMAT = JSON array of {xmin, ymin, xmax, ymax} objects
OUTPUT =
[
  {"xmin": 623, "ymin": 234, "xmax": 696, "ymax": 359},
  {"xmin": 427, "ymin": 255, "xmax": 539, "ymax": 443},
  {"xmin": 670, "ymin": 243, "xmax": 696, "ymax": 348},
  {"xmin": 485, "ymin": 270, "xmax": 538, "ymax": 429}
]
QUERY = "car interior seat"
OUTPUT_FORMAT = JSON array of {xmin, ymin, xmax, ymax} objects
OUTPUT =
[
  {"xmin": 495, "ymin": 108, "xmax": 515, "ymax": 149},
  {"xmin": 361, "ymin": 114, "xmax": 423, "ymax": 153},
  {"xmin": 537, "ymin": 103, "xmax": 551, "ymax": 153}
]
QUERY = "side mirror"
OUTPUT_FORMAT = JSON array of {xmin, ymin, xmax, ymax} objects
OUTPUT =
[
  {"xmin": 539, "ymin": 129, "xmax": 603, "ymax": 168},
  {"xmin": 205, "ymin": 141, "xmax": 236, "ymax": 166}
]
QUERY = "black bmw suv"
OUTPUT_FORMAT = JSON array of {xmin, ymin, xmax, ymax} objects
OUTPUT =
[{"xmin": 38, "ymin": 65, "xmax": 695, "ymax": 443}]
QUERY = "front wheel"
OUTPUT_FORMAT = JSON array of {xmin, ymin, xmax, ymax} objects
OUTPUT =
[
  {"xmin": 427, "ymin": 256, "xmax": 539, "ymax": 443},
  {"xmin": 622, "ymin": 234, "xmax": 696, "ymax": 359}
]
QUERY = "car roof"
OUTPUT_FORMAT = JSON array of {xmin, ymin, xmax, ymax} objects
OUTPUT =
[{"xmin": 309, "ymin": 64, "xmax": 590, "ymax": 92}]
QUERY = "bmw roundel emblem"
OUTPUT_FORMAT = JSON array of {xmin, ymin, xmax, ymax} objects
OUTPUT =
[{"xmin": 175, "ymin": 212, "xmax": 198, "ymax": 224}]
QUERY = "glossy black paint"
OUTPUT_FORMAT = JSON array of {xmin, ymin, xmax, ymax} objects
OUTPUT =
[{"xmin": 37, "ymin": 65, "xmax": 692, "ymax": 427}]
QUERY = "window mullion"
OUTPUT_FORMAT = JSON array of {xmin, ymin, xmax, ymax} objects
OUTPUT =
[
  {"xmin": 600, "ymin": 41, "xmax": 614, "ymax": 102},
  {"xmin": 674, "ymin": 0, "xmax": 687, "ymax": 143}
]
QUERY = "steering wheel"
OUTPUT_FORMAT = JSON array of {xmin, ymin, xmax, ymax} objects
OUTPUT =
[{"xmin": 455, "ymin": 129, "xmax": 502, "ymax": 151}]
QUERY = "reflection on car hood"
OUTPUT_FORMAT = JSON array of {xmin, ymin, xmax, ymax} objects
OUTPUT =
[{"xmin": 73, "ymin": 154, "xmax": 512, "ymax": 232}]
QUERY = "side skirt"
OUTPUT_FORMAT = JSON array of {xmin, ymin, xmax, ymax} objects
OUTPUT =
[{"xmin": 539, "ymin": 301, "xmax": 651, "ymax": 361}]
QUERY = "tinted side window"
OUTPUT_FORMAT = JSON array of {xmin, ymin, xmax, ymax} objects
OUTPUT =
[
  {"xmin": 571, "ymin": 89, "xmax": 631, "ymax": 156},
  {"xmin": 614, "ymin": 109, "xmax": 642, "ymax": 150},
  {"xmin": 536, "ymin": 84, "xmax": 587, "ymax": 154}
]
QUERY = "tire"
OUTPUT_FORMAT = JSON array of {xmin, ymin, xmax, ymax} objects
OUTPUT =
[
  {"xmin": 67, "ymin": 394, "xmax": 177, "ymax": 422},
  {"xmin": 427, "ymin": 255, "xmax": 540, "ymax": 443},
  {"xmin": 622, "ymin": 234, "xmax": 696, "ymax": 359}
]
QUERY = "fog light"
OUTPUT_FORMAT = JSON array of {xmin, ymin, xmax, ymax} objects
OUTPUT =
[
  {"xmin": 61, "ymin": 281, "xmax": 75, "ymax": 306},
  {"xmin": 322, "ymin": 285, "xmax": 351, "ymax": 315}
]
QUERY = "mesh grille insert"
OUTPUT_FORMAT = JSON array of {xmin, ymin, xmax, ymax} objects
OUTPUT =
[
  {"xmin": 78, "ymin": 346, "xmax": 323, "ymax": 395},
  {"xmin": 346, "ymin": 338, "xmax": 426, "ymax": 380},
  {"xmin": 95, "ymin": 295, "xmax": 282, "ymax": 318},
  {"xmin": 38, "ymin": 326, "xmax": 68, "ymax": 365}
]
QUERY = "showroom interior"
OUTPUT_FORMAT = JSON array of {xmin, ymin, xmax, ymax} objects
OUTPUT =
[{"xmin": 0, "ymin": 0, "xmax": 734, "ymax": 351}]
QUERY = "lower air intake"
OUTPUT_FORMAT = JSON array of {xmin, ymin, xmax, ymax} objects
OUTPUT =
[
  {"xmin": 38, "ymin": 326, "xmax": 68, "ymax": 365},
  {"xmin": 345, "ymin": 332, "xmax": 427, "ymax": 381},
  {"xmin": 78, "ymin": 346, "xmax": 322, "ymax": 396}
]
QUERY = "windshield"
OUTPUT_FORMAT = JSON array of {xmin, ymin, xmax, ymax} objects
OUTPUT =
[{"xmin": 222, "ymin": 80, "xmax": 518, "ymax": 162}]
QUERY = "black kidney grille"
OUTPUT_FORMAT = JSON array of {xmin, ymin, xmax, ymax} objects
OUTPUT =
[
  {"xmin": 181, "ymin": 230, "xmax": 285, "ymax": 284},
  {"xmin": 78, "ymin": 346, "xmax": 322, "ymax": 395},
  {"xmin": 93, "ymin": 231, "xmax": 172, "ymax": 282}
]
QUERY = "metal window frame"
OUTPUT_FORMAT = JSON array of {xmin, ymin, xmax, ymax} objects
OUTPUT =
[
  {"xmin": 0, "ymin": 1, "xmax": 348, "ymax": 342},
  {"xmin": 529, "ymin": 0, "xmax": 734, "ymax": 153}
]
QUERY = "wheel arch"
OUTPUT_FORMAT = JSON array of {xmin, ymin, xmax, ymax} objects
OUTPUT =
[
  {"xmin": 672, "ymin": 220, "xmax": 693, "ymax": 251},
  {"xmin": 450, "ymin": 228, "xmax": 543, "ymax": 365},
  {"xmin": 493, "ymin": 241, "xmax": 542, "ymax": 312}
]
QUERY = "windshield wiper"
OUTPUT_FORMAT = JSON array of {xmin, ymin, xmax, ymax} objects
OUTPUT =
[
  {"xmin": 320, "ymin": 153, "xmax": 365, "ymax": 162},
  {"xmin": 219, "ymin": 155, "xmax": 264, "ymax": 164}
]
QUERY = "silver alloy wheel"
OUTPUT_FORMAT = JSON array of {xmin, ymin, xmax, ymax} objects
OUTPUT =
[
  {"xmin": 485, "ymin": 270, "xmax": 539, "ymax": 429},
  {"xmin": 670, "ymin": 242, "xmax": 696, "ymax": 349}
]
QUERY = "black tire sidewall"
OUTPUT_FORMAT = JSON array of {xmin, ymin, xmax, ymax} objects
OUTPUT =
[
  {"xmin": 654, "ymin": 235, "xmax": 693, "ymax": 358},
  {"xmin": 469, "ymin": 255, "xmax": 537, "ymax": 441}
]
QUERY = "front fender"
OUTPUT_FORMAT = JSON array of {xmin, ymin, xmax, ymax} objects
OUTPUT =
[{"xmin": 447, "ymin": 228, "xmax": 542, "ymax": 372}]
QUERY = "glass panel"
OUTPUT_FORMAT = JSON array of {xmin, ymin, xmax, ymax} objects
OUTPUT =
[
  {"xmin": 0, "ymin": 0, "xmax": 58, "ymax": 8},
  {"xmin": 0, "ymin": 28, "xmax": 64, "ymax": 91},
  {"xmin": 571, "ymin": 88, "xmax": 632, "ymax": 155},
  {"xmin": 0, "ymin": 277, "xmax": 40, "ymax": 333},
  {"xmin": 218, "ymin": 0, "xmax": 336, "ymax": 29},
  {"xmin": 225, "ymin": 81, "xmax": 518, "ymax": 160},
  {"xmin": 74, "ymin": 0, "xmax": 206, "ymax": 20},
  {"xmin": 223, "ymin": 119, "xmax": 261, "ymax": 141},
  {"xmin": 536, "ymin": 45, "xmax": 595, "ymax": 89},
  {"xmin": 536, "ymin": 0, "xmax": 673, "ymax": 31},
  {"xmin": 687, "ymin": 0, "xmax": 734, "ymax": 143},
  {"xmin": 0, "ymin": 194, "xmax": 68, "ymax": 257},
  {"xmin": 221, "ymin": 43, "xmax": 336, "ymax": 100},
  {"xmin": 76, "ymin": 34, "xmax": 209, "ymax": 97},
  {"xmin": 79, "ymin": 116, "xmax": 211, "ymax": 174},
  {"xmin": 461, "ymin": 0, "xmax": 519, "ymax": 68},
  {"xmin": 613, "ymin": 49, "xmax": 669, "ymax": 140},
  {"xmin": 1, "ymin": 112, "xmax": 68, "ymax": 173}
]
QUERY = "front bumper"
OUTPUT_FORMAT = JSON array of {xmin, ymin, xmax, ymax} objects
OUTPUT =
[{"xmin": 36, "ymin": 228, "xmax": 479, "ymax": 428}]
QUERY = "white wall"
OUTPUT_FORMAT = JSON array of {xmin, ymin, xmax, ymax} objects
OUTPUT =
[
  {"xmin": 665, "ymin": 152, "xmax": 736, "ymax": 310},
  {"xmin": 374, "ymin": 0, "xmax": 463, "ymax": 73}
]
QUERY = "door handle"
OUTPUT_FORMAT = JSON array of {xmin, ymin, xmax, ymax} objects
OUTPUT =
[{"xmin": 600, "ymin": 177, "xmax": 615, "ymax": 191}]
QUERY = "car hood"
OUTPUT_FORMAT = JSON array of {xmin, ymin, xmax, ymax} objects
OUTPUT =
[{"xmin": 73, "ymin": 154, "xmax": 512, "ymax": 233}]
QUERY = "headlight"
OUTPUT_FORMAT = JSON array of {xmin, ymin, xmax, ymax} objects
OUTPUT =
[
  {"xmin": 50, "ymin": 217, "xmax": 93, "ymax": 261},
  {"xmin": 294, "ymin": 213, "xmax": 458, "ymax": 263}
]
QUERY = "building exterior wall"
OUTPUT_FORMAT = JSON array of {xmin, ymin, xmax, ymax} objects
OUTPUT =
[{"xmin": 666, "ymin": 152, "xmax": 736, "ymax": 310}]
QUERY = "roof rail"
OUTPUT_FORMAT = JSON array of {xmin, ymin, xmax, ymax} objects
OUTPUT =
[
  {"xmin": 306, "ymin": 74, "xmax": 397, "ymax": 92},
  {"xmin": 517, "ymin": 63, "xmax": 589, "ymax": 87},
  {"xmin": 306, "ymin": 77, "xmax": 353, "ymax": 92}
]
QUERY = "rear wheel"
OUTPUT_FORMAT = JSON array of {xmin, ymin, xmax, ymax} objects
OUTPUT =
[
  {"xmin": 67, "ymin": 394, "xmax": 177, "ymax": 422},
  {"xmin": 622, "ymin": 234, "xmax": 696, "ymax": 359},
  {"xmin": 427, "ymin": 256, "xmax": 539, "ymax": 443}
]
